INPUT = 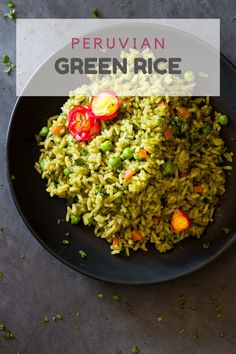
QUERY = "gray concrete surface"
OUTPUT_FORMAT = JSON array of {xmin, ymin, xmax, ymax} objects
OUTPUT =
[{"xmin": 0, "ymin": 0, "xmax": 236, "ymax": 353}]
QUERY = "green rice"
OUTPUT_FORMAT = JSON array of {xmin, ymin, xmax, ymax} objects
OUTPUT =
[{"xmin": 35, "ymin": 94, "xmax": 233, "ymax": 255}]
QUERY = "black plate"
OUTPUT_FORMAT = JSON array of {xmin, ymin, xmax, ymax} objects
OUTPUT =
[{"xmin": 6, "ymin": 54, "xmax": 236, "ymax": 284}]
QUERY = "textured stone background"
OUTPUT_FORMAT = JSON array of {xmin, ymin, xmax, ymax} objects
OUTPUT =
[{"xmin": 0, "ymin": 1, "xmax": 236, "ymax": 353}]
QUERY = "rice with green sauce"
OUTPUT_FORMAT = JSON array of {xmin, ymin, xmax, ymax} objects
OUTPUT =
[{"xmin": 35, "ymin": 94, "xmax": 233, "ymax": 255}]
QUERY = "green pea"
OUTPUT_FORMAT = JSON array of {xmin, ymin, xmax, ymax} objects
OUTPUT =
[
  {"xmin": 75, "ymin": 158, "xmax": 85, "ymax": 166},
  {"xmin": 101, "ymin": 141, "xmax": 113, "ymax": 152},
  {"xmin": 184, "ymin": 70, "xmax": 195, "ymax": 82},
  {"xmin": 164, "ymin": 160, "xmax": 174, "ymax": 174},
  {"xmin": 123, "ymin": 147, "xmax": 134, "ymax": 160},
  {"xmin": 219, "ymin": 114, "xmax": 229, "ymax": 126},
  {"xmin": 63, "ymin": 168, "xmax": 71, "ymax": 176},
  {"xmin": 113, "ymin": 197, "xmax": 122, "ymax": 205},
  {"xmin": 39, "ymin": 126, "xmax": 49, "ymax": 137},
  {"xmin": 109, "ymin": 157, "xmax": 121, "ymax": 168},
  {"xmin": 71, "ymin": 215, "xmax": 80, "ymax": 225},
  {"xmin": 199, "ymin": 126, "xmax": 211, "ymax": 134}
]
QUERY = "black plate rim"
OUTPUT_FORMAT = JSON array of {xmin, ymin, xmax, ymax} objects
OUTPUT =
[{"xmin": 5, "ymin": 52, "xmax": 236, "ymax": 285}]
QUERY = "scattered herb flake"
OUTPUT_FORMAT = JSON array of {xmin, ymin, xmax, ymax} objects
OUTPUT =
[
  {"xmin": 97, "ymin": 292, "xmax": 104, "ymax": 299},
  {"xmin": 0, "ymin": 271, "xmax": 3, "ymax": 279},
  {"xmin": 179, "ymin": 327, "xmax": 185, "ymax": 334},
  {"xmin": 203, "ymin": 242, "xmax": 210, "ymax": 249},
  {"xmin": 0, "ymin": 323, "xmax": 5, "ymax": 331},
  {"xmin": 73, "ymin": 323, "xmax": 80, "ymax": 329},
  {"xmin": 3, "ymin": 331, "xmax": 15, "ymax": 340},
  {"xmin": 79, "ymin": 250, "xmax": 87, "ymax": 258},
  {"xmin": 192, "ymin": 330, "xmax": 199, "ymax": 339},
  {"xmin": 76, "ymin": 311, "xmax": 80, "ymax": 317},
  {"xmin": 42, "ymin": 316, "xmax": 49, "ymax": 324},
  {"xmin": 2, "ymin": 54, "xmax": 15, "ymax": 75},
  {"xmin": 92, "ymin": 7, "xmax": 98, "ymax": 18},
  {"xmin": 190, "ymin": 305, "xmax": 197, "ymax": 311},
  {"xmin": 112, "ymin": 294, "xmax": 121, "ymax": 302},
  {"xmin": 21, "ymin": 255, "xmax": 26, "ymax": 260},
  {"xmin": 219, "ymin": 331, "xmax": 225, "ymax": 337},
  {"xmin": 3, "ymin": 0, "xmax": 16, "ymax": 21},
  {"xmin": 232, "ymin": 16, "xmax": 236, "ymax": 22},
  {"xmin": 52, "ymin": 314, "xmax": 63, "ymax": 321},
  {"xmin": 0, "ymin": 225, "xmax": 7, "ymax": 231},
  {"xmin": 156, "ymin": 315, "xmax": 164, "ymax": 322},
  {"xmin": 11, "ymin": 174, "xmax": 15, "ymax": 180},
  {"xmin": 62, "ymin": 239, "xmax": 70, "ymax": 245},
  {"xmin": 125, "ymin": 302, "xmax": 134, "ymax": 314},
  {"xmin": 65, "ymin": 232, "xmax": 70, "ymax": 237},
  {"xmin": 131, "ymin": 345, "xmax": 139, "ymax": 354},
  {"xmin": 222, "ymin": 227, "xmax": 230, "ymax": 234},
  {"xmin": 215, "ymin": 304, "xmax": 223, "ymax": 318},
  {"xmin": 179, "ymin": 294, "xmax": 188, "ymax": 309}
]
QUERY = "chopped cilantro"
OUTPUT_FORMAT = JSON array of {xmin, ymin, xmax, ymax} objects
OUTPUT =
[
  {"xmin": 73, "ymin": 323, "xmax": 80, "ymax": 329},
  {"xmin": 42, "ymin": 316, "xmax": 49, "ymax": 324},
  {"xmin": 0, "ymin": 323, "xmax": 5, "ymax": 331},
  {"xmin": 2, "ymin": 54, "xmax": 16, "ymax": 75},
  {"xmin": 179, "ymin": 328, "xmax": 185, "ymax": 334},
  {"xmin": 219, "ymin": 331, "xmax": 225, "ymax": 337},
  {"xmin": 125, "ymin": 302, "xmax": 134, "ymax": 314},
  {"xmin": 203, "ymin": 242, "xmax": 210, "ymax": 249},
  {"xmin": 215, "ymin": 304, "xmax": 223, "ymax": 318},
  {"xmin": 3, "ymin": 0, "xmax": 16, "ymax": 21},
  {"xmin": 79, "ymin": 250, "xmax": 87, "ymax": 258},
  {"xmin": 0, "ymin": 271, "xmax": 3, "ymax": 279},
  {"xmin": 179, "ymin": 294, "xmax": 187, "ymax": 309},
  {"xmin": 232, "ymin": 16, "xmax": 236, "ymax": 22},
  {"xmin": 156, "ymin": 315, "xmax": 164, "ymax": 322},
  {"xmin": 97, "ymin": 292, "xmax": 104, "ymax": 299},
  {"xmin": 192, "ymin": 330, "xmax": 199, "ymax": 339},
  {"xmin": 62, "ymin": 239, "xmax": 70, "ymax": 245},
  {"xmin": 222, "ymin": 227, "xmax": 230, "ymax": 234},
  {"xmin": 112, "ymin": 294, "xmax": 121, "ymax": 302},
  {"xmin": 52, "ymin": 314, "xmax": 63, "ymax": 321},
  {"xmin": 131, "ymin": 345, "xmax": 139, "ymax": 354},
  {"xmin": 92, "ymin": 7, "xmax": 99, "ymax": 18},
  {"xmin": 3, "ymin": 331, "xmax": 15, "ymax": 340},
  {"xmin": 0, "ymin": 225, "xmax": 7, "ymax": 231}
]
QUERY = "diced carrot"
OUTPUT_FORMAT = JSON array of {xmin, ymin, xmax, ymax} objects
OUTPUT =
[
  {"xmin": 171, "ymin": 209, "xmax": 191, "ymax": 232},
  {"xmin": 51, "ymin": 125, "xmax": 66, "ymax": 136},
  {"xmin": 79, "ymin": 141, "xmax": 86, "ymax": 147},
  {"xmin": 163, "ymin": 127, "xmax": 173, "ymax": 141},
  {"xmin": 158, "ymin": 100, "xmax": 166, "ymax": 107},
  {"xmin": 138, "ymin": 149, "xmax": 148, "ymax": 158},
  {"xmin": 112, "ymin": 236, "xmax": 120, "ymax": 247},
  {"xmin": 124, "ymin": 170, "xmax": 135, "ymax": 182},
  {"xmin": 131, "ymin": 230, "xmax": 142, "ymax": 241},
  {"xmin": 193, "ymin": 185, "xmax": 204, "ymax": 193},
  {"xmin": 178, "ymin": 106, "xmax": 191, "ymax": 119}
]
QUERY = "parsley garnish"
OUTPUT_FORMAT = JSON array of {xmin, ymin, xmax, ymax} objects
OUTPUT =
[
  {"xmin": 131, "ymin": 346, "xmax": 139, "ymax": 354},
  {"xmin": 179, "ymin": 294, "xmax": 188, "ymax": 309},
  {"xmin": 112, "ymin": 294, "xmax": 121, "ymax": 302},
  {"xmin": 3, "ymin": 331, "xmax": 15, "ymax": 340},
  {"xmin": 62, "ymin": 239, "xmax": 70, "ymax": 245},
  {"xmin": 79, "ymin": 250, "xmax": 87, "ymax": 258},
  {"xmin": 92, "ymin": 7, "xmax": 99, "ymax": 18},
  {"xmin": 52, "ymin": 314, "xmax": 63, "ymax": 321},
  {"xmin": 222, "ymin": 227, "xmax": 230, "ymax": 234},
  {"xmin": 42, "ymin": 316, "xmax": 49, "ymax": 324},
  {"xmin": 3, "ymin": 0, "xmax": 16, "ymax": 21}
]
